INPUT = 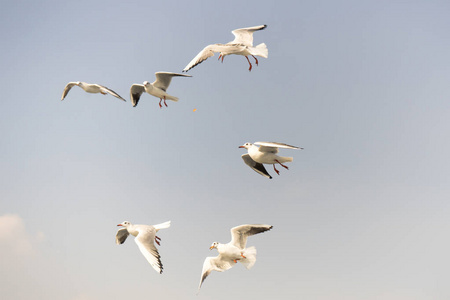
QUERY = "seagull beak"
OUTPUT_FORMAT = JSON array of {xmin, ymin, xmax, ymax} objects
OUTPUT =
[
  {"xmin": 209, "ymin": 246, "xmax": 214, "ymax": 250},
  {"xmin": 117, "ymin": 224, "xmax": 123, "ymax": 227},
  {"xmin": 238, "ymin": 146, "xmax": 245, "ymax": 148}
]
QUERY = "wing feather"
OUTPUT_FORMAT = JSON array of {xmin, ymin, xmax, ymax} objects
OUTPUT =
[
  {"xmin": 230, "ymin": 224, "xmax": 273, "ymax": 249},
  {"xmin": 97, "ymin": 84, "xmax": 126, "ymax": 101},
  {"xmin": 153, "ymin": 72, "xmax": 192, "ymax": 91},
  {"xmin": 61, "ymin": 82, "xmax": 78, "ymax": 100},
  {"xmin": 130, "ymin": 84, "xmax": 145, "ymax": 107},
  {"xmin": 135, "ymin": 227, "xmax": 164, "ymax": 274},
  {"xmin": 230, "ymin": 25, "xmax": 267, "ymax": 46},
  {"xmin": 183, "ymin": 45, "xmax": 218, "ymax": 72},
  {"xmin": 241, "ymin": 154, "xmax": 272, "ymax": 179},
  {"xmin": 198, "ymin": 255, "xmax": 236, "ymax": 291},
  {"xmin": 115, "ymin": 228, "xmax": 129, "ymax": 245}
]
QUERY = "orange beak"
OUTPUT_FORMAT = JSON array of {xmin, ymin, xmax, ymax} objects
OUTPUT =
[
  {"xmin": 209, "ymin": 246, "xmax": 214, "ymax": 250},
  {"xmin": 238, "ymin": 146, "xmax": 245, "ymax": 148},
  {"xmin": 117, "ymin": 224, "xmax": 123, "ymax": 226}
]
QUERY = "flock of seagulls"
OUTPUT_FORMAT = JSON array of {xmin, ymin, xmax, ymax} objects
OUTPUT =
[{"xmin": 63, "ymin": 25, "xmax": 301, "ymax": 293}]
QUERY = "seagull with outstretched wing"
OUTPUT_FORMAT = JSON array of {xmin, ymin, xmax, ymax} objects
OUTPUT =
[
  {"xmin": 61, "ymin": 81, "xmax": 125, "ymax": 101},
  {"xmin": 115, "ymin": 220, "xmax": 171, "ymax": 274},
  {"xmin": 198, "ymin": 224, "xmax": 273, "ymax": 292},
  {"xmin": 183, "ymin": 25, "xmax": 268, "ymax": 72},
  {"xmin": 239, "ymin": 142, "xmax": 302, "ymax": 178},
  {"xmin": 130, "ymin": 72, "xmax": 192, "ymax": 108}
]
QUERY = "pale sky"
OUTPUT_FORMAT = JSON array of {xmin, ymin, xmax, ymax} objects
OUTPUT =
[{"xmin": 1, "ymin": 0, "xmax": 450, "ymax": 299}]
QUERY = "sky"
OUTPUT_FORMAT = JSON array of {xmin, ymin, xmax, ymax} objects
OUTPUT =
[{"xmin": 1, "ymin": 0, "xmax": 450, "ymax": 299}]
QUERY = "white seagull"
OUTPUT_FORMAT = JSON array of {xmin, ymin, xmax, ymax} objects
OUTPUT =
[
  {"xmin": 61, "ymin": 81, "xmax": 125, "ymax": 101},
  {"xmin": 115, "ymin": 220, "xmax": 171, "ymax": 274},
  {"xmin": 130, "ymin": 72, "xmax": 192, "ymax": 108},
  {"xmin": 198, "ymin": 224, "xmax": 273, "ymax": 292},
  {"xmin": 183, "ymin": 25, "xmax": 268, "ymax": 72},
  {"xmin": 239, "ymin": 142, "xmax": 302, "ymax": 179}
]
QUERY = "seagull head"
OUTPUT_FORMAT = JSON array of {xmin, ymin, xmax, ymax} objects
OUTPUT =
[
  {"xmin": 209, "ymin": 242, "xmax": 219, "ymax": 250},
  {"xmin": 143, "ymin": 81, "xmax": 150, "ymax": 86},
  {"xmin": 239, "ymin": 142, "xmax": 253, "ymax": 149},
  {"xmin": 117, "ymin": 221, "xmax": 131, "ymax": 227}
]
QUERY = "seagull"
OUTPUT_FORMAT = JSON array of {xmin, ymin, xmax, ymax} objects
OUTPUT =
[
  {"xmin": 115, "ymin": 220, "xmax": 171, "ymax": 274},
  {"xmin": 130, "ymin": 72, "xmax": 192, "ymax": 108},
  {"xmin": 239, "ymin": 142, "xmax": 302, "ymax": 179},
  {"xmin": 61, "ymin": 81, "xmax": 125, "ymax": 101},
  {"xmin": 183, "ymin": 25, "xmax": 268, "ymax": 72},
  {"xmin": 198, "ymin": 224, "xmax": 273, "ymax": 292}
]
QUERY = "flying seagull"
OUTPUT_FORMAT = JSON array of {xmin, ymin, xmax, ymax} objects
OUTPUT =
[
  {"xmin": 61, "ymin": 81, "xmax": 125, "ymax": 101},
  {"xmin": 130, "ymin": 72, "xmax": 192, "ymax": 108},
  {"xmin": 198, "ymin": 224, "xmax": 273, "ymax": 292},
  {"xmin": 115, "ymin": 220, "xmax": 171, "ymax": 274},
  {"xmin": 239, "ymin": 142, "xmax": 302, "ymax": 179},
  {"xmin": 183, "ymin": 25, "xmax": 268, "ymax": 72}
]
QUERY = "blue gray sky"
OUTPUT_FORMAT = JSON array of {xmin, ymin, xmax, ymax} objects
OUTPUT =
[{"xmin": 1, "ymin": 0, "xmax": 450, "ymax": 299}]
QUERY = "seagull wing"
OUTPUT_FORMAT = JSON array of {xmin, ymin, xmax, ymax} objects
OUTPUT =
[
  {"xmin": 183, "ymin": 44, "xmax": 220, "ymax": 72},
  {"xmin": 230, "ymin": 25, "xmax": 267, "ymax": 46},
  {"xmin": 115, "ymin": 228, "xmax": 129, "ymax": 245},
  {"xmin": 96, "ymin": 84, "xmax": 126, "ymax": 101},
  {"xmin": 135, "ymin": 226, "xmax": 163, "ymax": 274},
  {"xmin": 153, "ymin": 72, "xmax": 192, "ymax": 91},
  {"xmin": 241, "ymin": 154, "xmax": 272, "ymax": 179},
  {"xmin": 255, "ymin": 141, "xmax": 301, "ymax": 150},
  {"xmin": 198, "ymin": 255, "xmax": 236, "ymax": 291},
  {"xmin": 130, "ymin": 84, "xmax": 145, "ymax": 107},
  {"xmin": 61, "ymin": 82, "xmax": 78, "ymax": 100},
  {"xmin": 230, "ymin": 224, "xmax": 273, "ymax": 249}
]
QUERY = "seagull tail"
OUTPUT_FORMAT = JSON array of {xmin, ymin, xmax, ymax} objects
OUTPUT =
[
  {"xmin": 240, "ymin": 246, "xmax": 257, "ymax": 270},
  {"xmin": 278, "ymin": 156, "xmax": 293, "ymax": 163},
  {"xmin": 252, "ymin": 43, "xmax": 268, "ymax": 58},
  {"xmin": 154, "ymin": 221, "xmax": 171, "ymax": 231}
]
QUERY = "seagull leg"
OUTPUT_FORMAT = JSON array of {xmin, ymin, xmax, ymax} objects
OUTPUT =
[
  {"xmin": 218, "ymin": 54, "xmax": 222, "ymax": 61},
  {"xmin": 163, "ymin": 96, "xmax": 168, "ymax": 107},
  {"xmin": 273, "ymin": 164, "xmax": 280, "ymax": 175},
  {"xmin": 240, "ymin": 253, "xmax": 246, "ymax": 259},
  {"xmin": 233, "ymin": 259, "xmax": 238, "ymax": 263},
  {"xmin": 101, "ymin": 91, "xmax": 107, "ymax": 95},
  {"xmin": 245, "ymin": 56, "xmax": 253, "ymax": 71},
  {"xmin": 159, "ymin": 98, "xmax": 163, "ymax": 108},
  {"xmin": 275, "ymin": 159, "xmax": 289, "ymax": 170},
  {"xmin": 252, "ymin": 55, "xmax": 259, "ymax": 66}
]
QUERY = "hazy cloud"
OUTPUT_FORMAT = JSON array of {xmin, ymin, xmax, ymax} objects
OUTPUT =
[{"xmin": 0, "ymin": 214, "xmax": 44, "ymax": 257}]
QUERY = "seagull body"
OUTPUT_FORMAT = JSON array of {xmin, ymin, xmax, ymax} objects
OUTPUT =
[
  {"xmin": 239, "ymin": 142, "xmax": 302, "ymax": 179},
  {"xmin": 61, "ymin": 81, "xmax": 125, "ymax": 101},
  {"xmin": 183, "ymin": 25, "xmax": 268, "ymax": 72},
  {"xmin": 198, "ymin": 224, "xmax": 273, "ymax": 292},
  {"xmin": 115, "ymin": 220, "xmax": 171, "ymax": 274},
  {"xmin": 130, "ymin": 72, "xmax": 192, "ymax": 108}
]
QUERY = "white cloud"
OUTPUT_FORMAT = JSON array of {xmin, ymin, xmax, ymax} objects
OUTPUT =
[{"xmin": 0, "ymin": 214, "xmax": 44, "ymax": 257}]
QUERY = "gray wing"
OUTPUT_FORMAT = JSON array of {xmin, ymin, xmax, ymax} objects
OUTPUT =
[
  {"xmin": 198, "ymin": 255, "xmax": 236, "ymax": 292},
  {"xmin": 153, "ymin": 72, "xmax": 192, "ymax": 91},
  {"xmin": 130, "ymin": 84, "xmax": 145, "ymax": 107},
  {"xmin": 183, "ymin": 44, "xmax": 221, "ymax": 72},
  {"xmin": 96, "ymin": 84, "xmax": 126, "ymax": 101},
  {"xmin": 255, "ymin": 141, "xmax": 301, "ymax": 150},
  {"xmin": 230, "ymin": 25, "xmax": 267, "ymax": 46},
  {"xmin": 241, "ymin": 154, "xmax": 272, "ymax": 179},
  {"xmin": 230, "ymin": 224, "xmax": 273, "ymax": 249},
  {"xmin": 115, "ymin": 228, "xmax": 129, "ymax": 245},
  {"xmin": 135, "ymin": 226, "xmax": 163, "ymax": 274},
  {"xmin": 255, "ymin": 141, "xmax": 302, "ymax": 153},
  {"xmin": 61, "ymin": 82, "xmax": 78, "ymax": 100}
]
